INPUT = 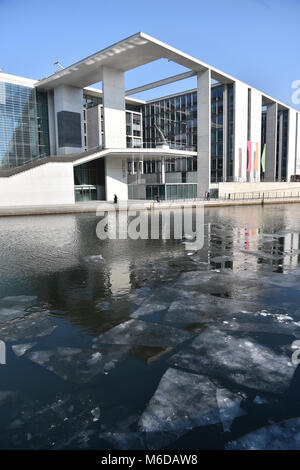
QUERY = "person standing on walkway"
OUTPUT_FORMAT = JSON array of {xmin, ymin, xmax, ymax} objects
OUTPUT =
[{"xmin": 114, "ymin": 194, "xmax": 118, "ymax": 204}]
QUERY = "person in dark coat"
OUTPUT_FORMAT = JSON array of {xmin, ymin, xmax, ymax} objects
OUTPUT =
[{"xmin": 114, "ymin": 194, "xmax": 118, "ymax": 204}]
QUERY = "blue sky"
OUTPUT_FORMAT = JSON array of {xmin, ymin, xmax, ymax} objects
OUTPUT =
[{"xmin": 0, "ymin": 0, "xmax": 299, "ymax": 108}]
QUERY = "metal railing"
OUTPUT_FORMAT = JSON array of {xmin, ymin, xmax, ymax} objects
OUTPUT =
[{"xmin": 221, "ymin": 189, "xmax": 300, "ymax": 201}]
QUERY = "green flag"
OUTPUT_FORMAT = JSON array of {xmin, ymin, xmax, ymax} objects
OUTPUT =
[{"xmin": 261, "ymin": 144, "xmax": 266, "ymax": 173}]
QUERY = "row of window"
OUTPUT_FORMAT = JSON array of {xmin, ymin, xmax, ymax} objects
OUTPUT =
[{"xmin": 0, "ymin": 82, "xmax": 50, "ymax": 168}]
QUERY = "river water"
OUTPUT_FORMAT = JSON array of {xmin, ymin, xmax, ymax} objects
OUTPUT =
[{"xmin": 0, "ymin": 204, "xmax": 300, "ymax": 449}]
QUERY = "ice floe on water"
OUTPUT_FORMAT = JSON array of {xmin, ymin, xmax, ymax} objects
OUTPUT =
[
  {"xmin": 163, "ymin": 294, "xmax": 256, "ymax": 325},
  {"xmin": 84, "ymin": 254, "xmax": 104, "ymax": 263},
  {"xmin": 138, "ymin": 368, "xmax": 220, "ymax": 448},
  {"xmin": 12, "ymin": 343, "xmax": 36, "ymax": 357},
  {"xmin": 95, "ymin": 319, "xmax": 193, "ymax": 348},
  {"xmin": 216, "ymin": 388, "xmax": 246, "ymax": 432},
  {"xmin": 27, "ymin": 345, "xmax": 132, "ymax": 383},
  {"xmin": 0, "ymin": 391, "xmax": 102, "ymax": 449},
  {"xmin": 130, "ymin": 299, "xmax": 169, "ymax": 319},
  {"xmin": 170, "ymin": 327, "xmax": 296, "ymax": 394},
  {"xmin": 226, "ymin": 418, "xmax": 300, "ymax": 450},
  {"xmin": 0, "ymin": 295, "xmax": 38, "ymax": 323},
  {"xmin": 0, "ymin": 312, "xmax": 57, "ymax": 342},
  {"xmin": 0, "ymin": 296, "xmax": 37, "ymax": 306},
  {"xmin": 254, "ymin": 395, "xmax": 269, "ymax": 405}
]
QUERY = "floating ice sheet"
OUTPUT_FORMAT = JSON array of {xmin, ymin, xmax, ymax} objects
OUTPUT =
[
  {"xmin": 216, "ymin": 388, "xmax": 246, "ymax": 432},
  {"xmin": 138, "ymin": 368, "xmax": 220, "ymax": 449},
  {"xmin": 130, "ymin": 299, "xmax": 169, "ymax": 319},
  {"xmin": 227, "ymin": 418, "xmax": 300, "ymax": 450},
  {"xmin": 95, "ymin": 319, "xmax": 193, "ymax": 348},
  {"xmin": 12, "ymin": 343, "xmax": 36, "ymax": 357},
  {"xmin": 170, "ymin": 327, "xmax": 296, "ymax": 394},
  {"xmin": 0, "ymin": 312, "xmax": 57, "ymax": 342},
  {"xmin": 0, "ymin": 295, "xmax": 38, "ymax": 323},
  {"xmin": 27, "ymin": 345, "xmax": 132, "ymax": 383}
]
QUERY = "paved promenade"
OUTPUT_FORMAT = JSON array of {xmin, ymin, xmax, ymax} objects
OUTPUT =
[{"xmin": 0, "ymin": 197, "xmax": 300, "ymax": 217}]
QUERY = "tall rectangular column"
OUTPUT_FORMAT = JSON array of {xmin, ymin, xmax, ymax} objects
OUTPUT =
[
  {"xmin": 249, "ymin": 89, "xmax": 262, "ymax": 182},
  {"xmin": 287, "ymin": 108, "xmax": 297, "ymax": 181},
  {"xmin": 105, "ymin": 156, "xmax": 128, "ymax": 201},
  {"xmin": 234, "ymin": 80, "xmax": 248, "ymax": 182},
  {"xmin": 53, "ymin": 85, "xmax": 84, "ymax": 155},
  {"xmin": 197, "ymin": 69, "xmax": 211, "ymax": 196},
  {"xmin": 102, "ymin": 66, "xmax": 126, "ymax": 149},
  {"xmin": 296, "ymin": 113, "xmax": 300, "ymax": 174},
  {"xmin": 265, "ymin": 102, "xmax": 278, "ymax": 181}
]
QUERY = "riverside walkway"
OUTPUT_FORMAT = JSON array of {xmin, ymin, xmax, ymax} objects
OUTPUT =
[{"xmin": 1, "ymin": 194, "xmax": 300, "ymax": 217}]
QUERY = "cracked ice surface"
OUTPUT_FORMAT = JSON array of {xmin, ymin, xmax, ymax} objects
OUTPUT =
[
  {"xmin": 27, "ymin": 345, "xmax": 132, "ymax": 383},
  {"xmin": 0, "ymin": 296, "xmax": 38, "ymax": 323},
  {"xmin": 95, "ymin": 319, "xmax": 193, "ymax": 348},
  {"xmin": 138, "ymin": 368, "xmax": 220, "ymax": 449},
  {"xmin": 130, "ymin": 299, "xmax": 169, "ymax": 319},
  {"xmin": 0, "ymin": 312, "xmax": 57, "ymax": 342},
  {"xmin": 227, "ymin": 418, "xmax": 300, "ymax": 450},
  {"xmin": 12, "ymin": 343, "xmax": 36, "ymax": 357},
  {"xmin": 0, "ymin": 392, "xmax": 101, "ymax": 450},
  {"xmin": 170, "ymin": 327, "xmax": 296, "ymax": 393},
  {"xmin": 216, "ymin": 388, "xmax": 246, "ymax": 432}
]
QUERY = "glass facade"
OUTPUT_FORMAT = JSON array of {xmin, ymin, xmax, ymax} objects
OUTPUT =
[
  {"xmin": 226, "ymin": 84, "xmax": 234, "ymax": 180},
  {"xmin": 142, "ymin": 85, "xmax": 231, "ymax": 182},
  {"xmin": 211, "ymin": 85, "xmax": 224, "ymax": 182},
  {"xmin": 0, "ymin": 82, "xmax": 50, "ymax": 169},
  {"xmin": 128, "ymin": 183, "xmax": 197, "ymax": 201},
  {"xmin": 276, "ymin": 109, "xmax": 289, "ymax": 181},
  {"xmin": 143, "ymin": 91, "xmax": 197, "ymax": 151}
]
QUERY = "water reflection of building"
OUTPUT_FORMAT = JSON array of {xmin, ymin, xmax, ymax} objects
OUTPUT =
[{"xmin": 206, "ymin": 207, "xmax": 300, "ymax": 273}]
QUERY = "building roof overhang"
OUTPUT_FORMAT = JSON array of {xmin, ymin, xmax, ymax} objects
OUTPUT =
[{"xmin": 35, "ymin": 32, "xmax": 234, "ymax": 91}]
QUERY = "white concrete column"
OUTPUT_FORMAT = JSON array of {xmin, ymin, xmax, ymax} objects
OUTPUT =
[
  {"xmin": 197, "ymin": 69, "xmax": 211, "ymax": 195},
  {"xmin": 102, "ymin": 66, "xmax": 126, "ymax": 149},
  {"xmin": 53, "ymin": 85, "xmax": 84, "ymax": 155},
  {"xmin": 234, "ymin": 80, "xmax": 248, "ymax": 182},
  {"xmin": 161, "ymin": 157, "xmax": 165, "ymax": 184},
  {"xmin": 86, "ymin": 105, "xmax": 102, "ymax": 150},
  {"xmin": 105, "ymin": 156, "xmax": 128, "ymax": 201},
  {"xmin": 277, "ymin": 112, "xmax": 283, "ymax": 180},
  {"xmin": 249, "ymin": 89, "xmax": 262, "ymax": 182},
  {"xmin": 296, "ymin": 113, "xmax": 300, "ymax": 174},
  {"xmin": 287, "ymin": 108, "xmax": 297, "ymax": 181},
  {"xmin": 265, "ymin": 102, "xmax": 278, "ymax": 181}
]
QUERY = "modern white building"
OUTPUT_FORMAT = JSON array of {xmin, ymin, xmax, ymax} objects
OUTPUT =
[{"xmin": 0, "ymin": 32, "xmax": 300, "ymax": 206}]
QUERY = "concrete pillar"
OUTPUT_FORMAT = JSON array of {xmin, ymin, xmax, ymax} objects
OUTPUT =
[
  {"xmin": 287, "ymin": 108, "xmax": 297, "ymax": 181},
  {"xmin": 197, "ymin": 69, "xmax": 211, "ymax": 195},
  {"xmin": 102, "ymin": 66, "xmax": 126, "ymax": 149},
  {"xmin": 249, "ymin": 89, "xmax": 262, "ymax": 182},
  {"xmin": 53, "ymin": 85, "xmax": 84, "ymax": 155},
  {"xmin": 86, "ymin": 105, "xmax": 102, "ymax": 150},
  {"xmin": 105, "ymin": 156, "xmax": 128, "ymax": 201},
  {"xmin": 265, "ymin": 102, "xmax": 278, "ymax": 181},
  {"xmin": 296, "ymin": 113, "xmax": 300, "ymax": 174},
  {"xmin": 277, "ymin": 111, "xmax": 283, "ymax": 180},
  {"xmin": 234, "ymin": 81, "xmax": 248, "ymax": 182},
  {"xmin": 161, "ymin": 157, "xmax": 165, "ymax": 184}
]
